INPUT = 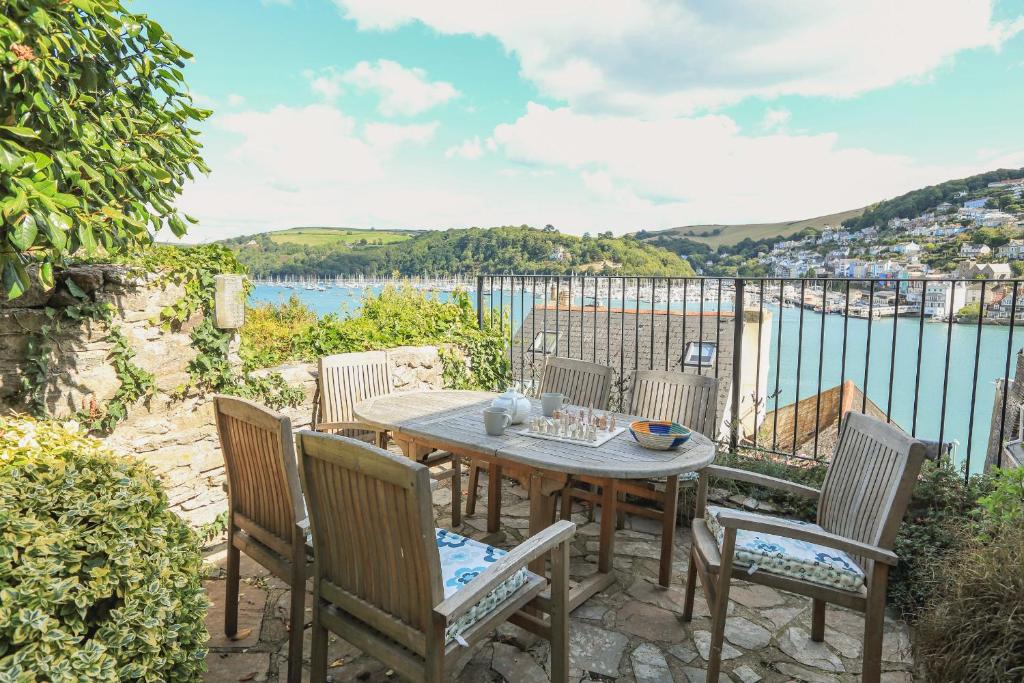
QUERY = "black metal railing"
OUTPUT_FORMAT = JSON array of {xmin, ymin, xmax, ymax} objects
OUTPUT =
[{"xmin": 476, "ymin": 274, "xmax": 1024, "ymax": 478}]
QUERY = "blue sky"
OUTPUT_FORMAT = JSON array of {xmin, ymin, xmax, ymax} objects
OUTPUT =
[{"xmin": 137, "ymin": 0, "xmax": 1024, "ymax": 241}]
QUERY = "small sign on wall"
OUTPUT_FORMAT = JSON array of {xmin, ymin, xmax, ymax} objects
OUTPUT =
[{"xmin": 214, "ymin": 274, "xmax": 245, "ymax": 329}]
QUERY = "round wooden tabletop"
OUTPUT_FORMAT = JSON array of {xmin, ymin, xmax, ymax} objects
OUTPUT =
[{"xmin": 354, "ymin": 390, "xmax": 716, "ymax": 479}]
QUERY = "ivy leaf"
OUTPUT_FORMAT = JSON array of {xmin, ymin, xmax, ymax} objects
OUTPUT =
[
  {"xmin": 39, "ymin": 262, "xmax": 55, "ymax": 289},
  {"xmin": 65, "ymin": 278, "xmax": 87, "ymax": 299},
  {"xmin": 9, "ymin": 214, "xmax": 39, "ymax": 251},
  {"xmin": 2, "ymin": 257, "xmax": 30, "ymax": 300}
]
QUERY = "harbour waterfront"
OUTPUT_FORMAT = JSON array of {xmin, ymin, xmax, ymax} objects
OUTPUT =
[{"xmin": 251, "ymin": 282, "xmax": 1020, "ymax": 473}]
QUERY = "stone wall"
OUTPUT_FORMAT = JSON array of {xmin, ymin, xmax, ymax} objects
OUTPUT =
[
  {"xmin": 1, "ymin": 264, "xmax": 453, "ymax": 528},
  {"xmin": 0, "ymin": 264, "xmax": 200, "ymax": 417}
]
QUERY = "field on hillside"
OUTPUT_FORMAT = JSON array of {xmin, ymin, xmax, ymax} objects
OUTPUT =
[
  {"xmin": 268, "ymin": 227, "xmax": 416, "ymax": 246},
  {"xmin": 649, "ymin": 207, "xmax": 865, "ymax": 248}
]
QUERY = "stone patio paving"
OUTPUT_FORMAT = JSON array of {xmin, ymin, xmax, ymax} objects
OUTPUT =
[{"xmin": 201, "ymin": 469, "xmax": 918, "ymax": 682}]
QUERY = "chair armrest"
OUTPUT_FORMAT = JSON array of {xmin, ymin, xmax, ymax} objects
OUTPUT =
[
  {"xmin": 434, "ymin": 520, "xmax": 576, "ymax": 623},
  {"xmin": 702, "ymin": 465, "xmax": 820, "ymax": 499},
  {"xmin": 713, "ymin": 509, "xmax": 898, "ymax": 566}
]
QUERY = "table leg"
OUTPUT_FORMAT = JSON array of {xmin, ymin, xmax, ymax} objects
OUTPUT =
[
  {"xmin": 598, "ymin": 479, "xmax": 618, "ymax": 574},
  {"xmin": 486, "ymin": 463, "xmax": 503, "ymax": 534},
  {"xmin": 527, "ymin": 471, "xmax": 566, "ymax": 576},
  {"xmin": 659, "ymin": 474, "xmax": 679, "ymax": 587}
]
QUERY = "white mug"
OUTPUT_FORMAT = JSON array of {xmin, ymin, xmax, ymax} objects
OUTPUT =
[{"xmin": 483, "ymin": 407, "xmax": 512, "ymax": 436}]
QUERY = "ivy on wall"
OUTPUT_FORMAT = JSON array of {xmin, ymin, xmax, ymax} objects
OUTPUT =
[{"xmin": 18, "ymin": 244, "xmax": 300, "ymax": 434}]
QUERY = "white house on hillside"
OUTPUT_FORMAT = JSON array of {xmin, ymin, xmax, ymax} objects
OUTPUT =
[{"xmin": 961, "ymin": 243, "xmax": 992, "ymax": 258}]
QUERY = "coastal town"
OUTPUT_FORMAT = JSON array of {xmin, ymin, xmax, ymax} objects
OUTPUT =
[{"xmin": 758, "ymin": 177, "xmax": 1024, "ymax": 321}]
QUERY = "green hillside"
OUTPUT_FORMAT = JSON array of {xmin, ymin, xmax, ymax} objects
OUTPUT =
[
  {"xmin": 267, "ymin": 226, "xmax": 418, "ymax": 247},
  {"xmin": 223, "ymin": 225, "xmax": 695, "ymax": 277},
  {"xmin": 638, "ymin": 208, "xmax": 865, "ymax": 249}
]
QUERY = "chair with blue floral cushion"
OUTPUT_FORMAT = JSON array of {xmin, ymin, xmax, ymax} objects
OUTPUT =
[
  {"xmin": 296, "ymin": 430, "xmax": 575, "ymax": 682},
  {"xmin": 683, "ymin": 411, "xmax": 925, "ymax": 683}
]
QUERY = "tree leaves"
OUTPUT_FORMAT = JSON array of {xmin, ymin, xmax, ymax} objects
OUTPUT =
[
  {"xmin": 1, "ymin": 0, "xmax": 209, "ymax": 298},
  {"xmin": 9, "ymin": 213, "xmax": 39, "ymax": 250}
]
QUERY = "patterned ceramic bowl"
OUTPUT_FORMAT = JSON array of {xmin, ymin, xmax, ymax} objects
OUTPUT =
[{"xmin": 629, "ymin": 420, "xmax": 691, "ymax": 450}]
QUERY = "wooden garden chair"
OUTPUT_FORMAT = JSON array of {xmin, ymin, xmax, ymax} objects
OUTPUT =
[
  {"xmin": 214, "ymin": 395, "xmax": 311, "ymax": 683},
  {"xmin": 683, "ymin": 411, "xmax": 925, "ymax": 683},
  {"xmin": 560, "ymin": 369, "xmax": 718, "ymax": 587},
  {"xmin": 465, "ymin": 356, "xmax": 613, "ymax": 531},
  {"xmin": 295, "ymin": 431, "xmax": 576, "ymax": 682},
  {"xmin": 315, "ymin": 350, "xmax": 461, "ymax": 524}
]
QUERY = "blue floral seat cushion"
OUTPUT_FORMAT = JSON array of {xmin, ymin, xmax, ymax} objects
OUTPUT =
[
  {"xmin": 703, "ymin": 505, "xmax": 865, "ymax": 592},
  {"xmin": 436, "ymin": 528, "xmax": 529, "ymax": 644}
]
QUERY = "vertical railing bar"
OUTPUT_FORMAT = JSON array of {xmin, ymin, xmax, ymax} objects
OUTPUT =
[
  {"xmin": 592, "ymin": 275, "xmax": 598, "ymax": 364},
  {"xmin": 606, "ymin": 276, "xmax": 612, "ymax": 369},
  {"xmin": 620, "ymin": 278, "xmax": 626, "ymax": 408},
  {"xmin": 965, "ymin": 280, "xmax": 987, "ymax": 470},
  {"xmin": 715, "ymin": 278, "xmax": 723, "ymax": 378},
  {"xmin": 634, "ymin": 276, "xmax": 640, "ymax": 377},
  {"xmin": 886, "ymin": 284, "xmax": 899, "ymax": 422},
  {"xmin": 665, "ymin": 278, "xmax": 672, "ymax": 371},
  {"xmin": 862, "ymin": 280, "xmax": 876, "ymax": 413},
  {"xmin": 681, "ymin": 278, "xmax": 689, "ymax": 371},
  {"xmin": 753, "ymin": 280, "xmax": 764, "ymax": 450},
  {"xmin": 792, "ymin": 279, "xmax": 806, "ymax": 456},
  {"xmin": 476, "ymin": 275, "xmax": 484, "ymax": 328},
  {"xmin": 771, "ymin": 278, "xmax": 784, "ymax": 452},
  {"xmin": 912, "ymin": 280, "xmax": 927, "ymax": 436},
  {"xmin": 813, "ymin": 278, "xmax": 826, "ymax": 459},
  {"xmin": 937, "ymin": 281, "xmax": 955, "ymax": 451},
  {"xmin": 520, "ymin": 275, "xmax": 526, "ymax": 391},
  {"xmin": 567, "ymin": 275, "xmax": 574, "ymax": 359},
  {"xmin": 554, "ymin": 277, "xmax": 560, "ymax": 359},
  {"xmin": 996, "ymin": 279, "xmax": 1020, "ymax": 472},
  {"xmin": 838, "ymin": 279, "xmax": 851, "ymax": 433},
  {"xmin": 542, "ymin": 276, "xmax": 549, "ymax": 385},
  {"xmin": 580, "ymin": 274, "xmax": 586, "ymax": 361},
  {"xmin": 509, "ymin": 275, "xmax": 516, "ymax": 385},
  {"xmin": 698, "ymin": 279, "xmax": 706, "ymax": 377},
  {"xmin": 730, "ymin": 278, "xmax": 744, "ymax": 452},
  {"xmin": 649, "ymin": 277, "xmax": 656, "ymax": 370}
]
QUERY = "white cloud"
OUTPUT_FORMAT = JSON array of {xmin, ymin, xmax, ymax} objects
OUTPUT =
[
  {"xmin": 490, "ymin": 102, "xmax": 1024, "ymax": 225},
  {"xmin": 305, "ymin": 67, "xmax": 345, "ymax": 101},
  {"xmin": 337, "ymin": 59, "xmax": 459, "ymax": 116},
  {"xmin": 364, "ymin": 121, "xmax": 439, "ymax": 151},
  {"xmin": 334, "ymin": 0, "xmax": 1022, "ymax": 115},
  {"xmin": 445, "ymin": 136, "xmax": 485, "ymax": 160},
  {"xmin": 761, "ymin": 108, "xmax": 791, "ymax": 131},
  {"xmin": 226, "ymin": 93, "xmax": 246, "ymax": 107}
]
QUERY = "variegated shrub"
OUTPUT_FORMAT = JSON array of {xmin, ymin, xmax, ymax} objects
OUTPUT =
[{"xmin": 0, "ymin": 416, "xmax": 207, "ymax": 681}]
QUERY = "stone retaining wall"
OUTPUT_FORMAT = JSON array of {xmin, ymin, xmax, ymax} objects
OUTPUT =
[{"xmin": 0, "ymin": 264, "xmax": 453, "ymax": 528}]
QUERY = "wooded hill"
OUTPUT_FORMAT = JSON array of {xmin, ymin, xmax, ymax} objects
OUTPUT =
[{"xmin": 222, "ymin": 225, "xmax": 695, "ymax": 277}]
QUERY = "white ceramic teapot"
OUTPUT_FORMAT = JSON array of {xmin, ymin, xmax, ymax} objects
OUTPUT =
[{"xmin": 491, "ymin": 388, "xmax": 531, "ymax": 424}]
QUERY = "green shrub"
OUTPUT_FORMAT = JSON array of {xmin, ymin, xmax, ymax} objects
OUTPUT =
[
  {"xmin": 0, "ymin": 416, "xmax": 208, "ymax": 681},
  {"xmin": 240, "ymin": 286, "xmax": 511, "ymax": 391}
]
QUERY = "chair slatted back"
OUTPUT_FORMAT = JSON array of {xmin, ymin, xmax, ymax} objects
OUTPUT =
[
  {"xmin": 318, "ymin": 351, "xmax": 392, "ymax": 433},
  {"xmin": 817, "ymin": 411, "xmax": 925, "ymax": 570},
  {"xmin": 297, "ymin": 431, "xmax": 442, "ymax": 653},
  {"xmin": 214, "ymin": 395, "xmax": 303, "ymax": 549},
  {"xmin": 539, "ymin": 356, "xmax": 613, "ymax": 410},
  {"xmin": 629, "ymin": 370, "xmax": 719, "ymax": 439}
]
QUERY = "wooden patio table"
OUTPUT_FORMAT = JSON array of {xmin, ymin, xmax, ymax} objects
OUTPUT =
[{"xmin": 354, "ymin": 389, "xmax": 715, "ymax": 614}]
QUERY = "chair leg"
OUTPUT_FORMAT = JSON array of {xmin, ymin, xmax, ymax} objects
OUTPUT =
[
  {"xmin": 309, "ymin": 603, "xmax": 328, "ymax": 683},
  {"xmin": 811, "ymin": 598, "xmax": 826, "ymax": 642},
  {"xmin": 658, "ymin": 475, "xmax": 679, "ymax": 588},
  {"xmin": 681, "ymin": 546, "xmax": 698, "ymax": 622},
  {"xmin": 450, "ymin": 455, "xmax": 462, "ymax": 527},
  {"xmin": 465, "ymin": 462, "xmax": 480, "ymax": 515},
  {"xmin": 862, "ymin": 564, "xmax": 889, "ymax": 683},
  {"xmin": 707, "ymin": 529, "xmax": 737, "ymax": 683},
  {"xmin": 286, "ymin": 572, "xmax": 306, "ymax": 683},
  {"xmin": 224, "ymin": 541, "xmax": 240, "ymax": 636},
  {"xmin": 550, "ymin": 539, "xmax": 571, "ymax": 683}
]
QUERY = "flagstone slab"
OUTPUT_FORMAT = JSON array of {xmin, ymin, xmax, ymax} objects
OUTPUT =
[
  {"xmin": 774, "ymin": 662, "xmax": 840, "ymax": 683},
  {"xmin": 630, "ymin": 643, "xmax": 673, "ymax": 683},
  {"xmin": 204, "ymin": 652, "xmax": 270, "ymax": 682},
  {"xmin": 692, "ymin": 630, "xmax": 742, "ymax": 661},
  {"xmin": 492, "ymin": 642, "xmax": 548, "ymax": 683},
  {"xmin": 567, "ymin": 621, "xmax": 630, "ymax": 678},
  {"xmin": 204, "ymin": 579, "xmax": 266, "ymax": 649},
  {"xmin": 723, "ymin": 616, "xmax": 771, "ymax": 650},
  {"xmin": 777, "ymin": 627, "xmax": 845, "ymax": 672},
  {"xmin": 616, "ymin": 601, "xmax": 687, "ymax": 643}
]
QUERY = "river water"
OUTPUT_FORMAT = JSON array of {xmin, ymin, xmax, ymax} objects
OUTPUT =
[{"xmin": 252, "ymin": 283, "xmax": 1022, "ymax": 473}]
